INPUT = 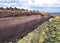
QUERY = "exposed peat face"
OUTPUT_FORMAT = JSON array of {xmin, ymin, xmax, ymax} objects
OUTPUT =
[{"xmin": 0, "ymin": 8, "xmax": 53, "ymax": 42}]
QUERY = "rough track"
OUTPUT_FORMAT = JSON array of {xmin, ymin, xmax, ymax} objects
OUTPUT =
[{"xmin": 0, "ymin": 15, "xmax": 51, "ymax": 42}]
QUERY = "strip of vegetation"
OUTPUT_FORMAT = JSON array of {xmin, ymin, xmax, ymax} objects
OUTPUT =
[
  {"xmin": 0, "ymin": 7, "xmax": 50, "ymax": 18},
  {"xmin": 17, "ymin": 16, "xmax": 60, "ymax": 43}
]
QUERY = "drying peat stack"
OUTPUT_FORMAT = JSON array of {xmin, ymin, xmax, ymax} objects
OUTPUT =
[{"xmin": 0, "ymin": 7, "xmax": 52, "ymax": 43}]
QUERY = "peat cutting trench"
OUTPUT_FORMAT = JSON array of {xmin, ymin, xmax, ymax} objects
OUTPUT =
[{"xmin": 0, "ymin": 15, "xmax": 52, "ymax": 43}]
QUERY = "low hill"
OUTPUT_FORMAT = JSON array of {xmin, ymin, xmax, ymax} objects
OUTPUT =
[{"xmin": 0, "ymin": 7, "xmax": 52, "ymax": 18}]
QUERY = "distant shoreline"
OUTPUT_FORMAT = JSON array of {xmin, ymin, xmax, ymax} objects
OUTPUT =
[{"xmin": 49, "ymin": 12, "xmax": 60, "ymax": 14}]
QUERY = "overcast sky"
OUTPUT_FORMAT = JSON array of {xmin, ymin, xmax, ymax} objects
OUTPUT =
[{"xmin": 0, "ymin": 0, "xmax": 60, "ymax": 12}]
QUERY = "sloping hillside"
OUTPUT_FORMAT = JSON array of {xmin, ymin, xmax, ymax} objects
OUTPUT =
[{"xmin": 18, "ymin": 16, "xmax": 60, "ymax": 43}]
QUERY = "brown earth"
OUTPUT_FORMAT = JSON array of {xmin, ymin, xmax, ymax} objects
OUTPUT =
[{"xmin": 0, "ymin": 15, "xmax": 51, "ymax": 42}]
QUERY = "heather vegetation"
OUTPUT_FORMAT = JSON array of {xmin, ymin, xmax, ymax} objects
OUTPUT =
[
  {"xmin": 18, "ymin": 16, "xmax": 60, "ymax": 43},
  {"xmin": 0, "ymin": 7, "xmax": 50, "ymax": 18}
]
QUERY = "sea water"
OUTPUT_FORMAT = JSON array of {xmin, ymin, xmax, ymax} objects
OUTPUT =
[{"xmin": 30, "ymin": 7, "xmax": 60, "ymax": 14}]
